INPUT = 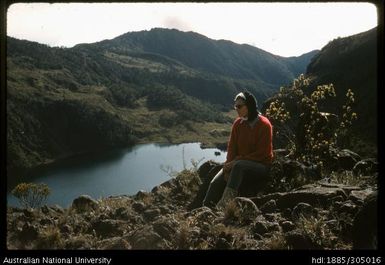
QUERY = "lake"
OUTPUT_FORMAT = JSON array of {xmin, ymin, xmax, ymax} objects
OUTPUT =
[{"xmin": 7, "ymin": 142, "xmax": 227, "ymax": 208}]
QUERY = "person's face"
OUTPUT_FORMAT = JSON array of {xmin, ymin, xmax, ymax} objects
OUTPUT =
[{"xmin": 234, "ymin": 98, "xmax": 248, "ymax": 118}]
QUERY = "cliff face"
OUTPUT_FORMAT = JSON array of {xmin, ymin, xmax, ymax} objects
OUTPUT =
[{"xmin": 7, "ymin": 151, "xmax": 378, "ymax": 250}]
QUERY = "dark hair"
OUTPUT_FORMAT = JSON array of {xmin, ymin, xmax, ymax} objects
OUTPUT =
[{"xmin": 242, "ymin": 91, "xmax": 259, "ymax": 121}]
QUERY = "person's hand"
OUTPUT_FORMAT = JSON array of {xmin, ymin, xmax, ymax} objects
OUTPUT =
[
  {"xmin": 224, "ymin": 170, "xmax": 230, "ymax": 182},
  {"xmin": 223, "ymin": 161, "xmax": 235, "ymax": 172}
]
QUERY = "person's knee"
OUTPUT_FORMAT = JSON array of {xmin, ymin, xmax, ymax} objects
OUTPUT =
[
  {"xmin": 233, "ymin": 160, "xmax": 244, "ymax": 168},
  {"xmin": 232, "ymin": 160, "xmax": 245, "ymax": 174}
]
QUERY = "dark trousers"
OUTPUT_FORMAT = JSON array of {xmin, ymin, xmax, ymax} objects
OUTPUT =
[
  {"xmin": 189, "ymin": 160, "xmax": 270, "ymax": 209},
  {"xmin": 187, "ymin": 164, "xmax": 222, "ymax": 210}
]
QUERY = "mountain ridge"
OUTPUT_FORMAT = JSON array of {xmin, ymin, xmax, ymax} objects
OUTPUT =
[{"xmin": 85, "ymin": 28, "xmax": 317, "ymax": 87}]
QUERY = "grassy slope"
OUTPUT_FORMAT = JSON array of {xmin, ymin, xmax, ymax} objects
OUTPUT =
[{"xmin": 7, "ymin": 57, "xmax": 236, "ymax": 178}]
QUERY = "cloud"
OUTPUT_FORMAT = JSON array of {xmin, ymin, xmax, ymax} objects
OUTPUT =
[{"xmin": 162, "ymin": 16, "xmax": 193, "ymax": 32}]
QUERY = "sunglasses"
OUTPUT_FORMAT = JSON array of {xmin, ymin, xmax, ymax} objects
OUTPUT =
[{"xmin": 234, "ymin": 104, "xmax": 246, "ymax": 110}]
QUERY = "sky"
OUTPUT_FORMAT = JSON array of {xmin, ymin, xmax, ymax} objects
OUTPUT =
[{"xmin": 7, "ymin": 2, "xmax": 378, "ymax": 57}]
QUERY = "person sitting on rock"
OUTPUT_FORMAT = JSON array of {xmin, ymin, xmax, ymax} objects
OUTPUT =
[{"xmin": 202, "ymin": 91, "xmax": 274, "ymax": 209}]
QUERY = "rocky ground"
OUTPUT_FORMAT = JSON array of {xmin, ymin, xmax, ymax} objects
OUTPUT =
[{"xmin": 6, "ymin": 149, "xmax": 378, "ymax": 250}]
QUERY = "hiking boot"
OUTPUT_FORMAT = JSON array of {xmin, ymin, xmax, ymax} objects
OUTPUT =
[{"xmin": 216, "ymin": 187, "xmax": 237, "ymax": 210}]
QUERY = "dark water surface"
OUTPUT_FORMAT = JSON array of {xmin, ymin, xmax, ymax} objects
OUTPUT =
[{"xmin": 7, "ymin": 143, "xmax": 226, "ymax": 207}]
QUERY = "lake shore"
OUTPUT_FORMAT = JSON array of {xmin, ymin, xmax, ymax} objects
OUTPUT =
[
  {"xmin": 7, "ymin": 118, "xmax": 232, "ymax": 185},
  {"xmin": 7, "ymin": 143, "xmax": 228, "ymax": 207}
]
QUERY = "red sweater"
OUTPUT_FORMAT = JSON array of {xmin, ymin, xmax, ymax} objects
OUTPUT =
[{"xmin": 226, "ymin": 115, "xmax": 273, "ymax": 165}]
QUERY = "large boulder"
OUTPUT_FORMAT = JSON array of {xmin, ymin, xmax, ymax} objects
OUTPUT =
[
  {"xmin": 233, "ymin": 197, "xmax": 261, "ymax": 224},
  {"xmin": 97, "ymin": 237, "xmax": 131, "ymax": 250},
  {"xmin": 349, "ymin": 189, "xmax": 375, "ymax": 204},
  {"xmin": 268, "ymin": 157, "xmax": 321, "ymax": 193},
  {"xmin": 327, "ymin": 148, "xmax": 361, "ymax": 171},
  {"xmin": 252, "ymin": 183, "xmax": 352, "ymax": 209},
  {"xmin": 143, "ymin": 208, "xmax": 161, "ymax": 221},
  {"xmin": 91, "ymin": 219, "xmax": 125, "ymax": 238},
  {"xmin": 151, "ymin": 178, "xmax": 177, "ymax": 193},
  {"xmin": 187, "ymin": 162, "xmax": 222, "ymax": 210},
  {"xmin": 285, "ymin": 229, "xmax": 321, "ymax": 249},
  {"xmin": 190, "ymin": 206, "xmax": 218, "ymax": 223},
  {"xmin": 337, "ymin": 149, "xmax": 361, "ymax": 170},
  {"xmin": 72, "ymin": 195, "xmax": 99, "ymax": 212},
  {"xmin": 260, "ymin": 199, "xmax": 277, "ymax": 213},
  {"xmin": 291, "ymin": 202, "xmax": 316, "ymax": 219},
  {"xmin": 197, "ymin": 160, "xmax": 222, "ymax": 181},
  {"xmin": 352, "ymin": 158, "xmax": 378, "ymax": 176},
  {"xmin": 126, "ymin": 225, "xmax": 168, "ymax": 249}
]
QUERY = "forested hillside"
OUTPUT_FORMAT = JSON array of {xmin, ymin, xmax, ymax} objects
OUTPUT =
[
  {"xmin": 7, "ymin": 28, "xmax": 317, "ymax": 178},
  {"xmin": 306, "ymin": 27, "xmax": 377, "ymax": 154},
  {"xmin": 262, "ymin": 27, "xmax": 377, "ymax": 157}
]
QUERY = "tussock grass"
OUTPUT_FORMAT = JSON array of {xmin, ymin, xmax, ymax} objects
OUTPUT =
[
  {"xmin": 99, "ymin": 196, "xmax": 132, "ymax": 210},
  {"xmin": 223, "ymin": 200, "xmax": 240, "ymax": 222},
  {"xmin": 209, "ymin": 223, "xmax": 249, "ymax": 249},
  {"xmin": 35, "ymin": 225, "xmax": 64, "ymax": 249},
  {"xmin": 176, "ymin": 221, "xmax": 191, "ymax": 249},
  {"xmin": 296, "ymin": 214, "xmax": 337, "ymax": 249},
  {"xmin": 329, "ymin": 170, "xmax": 364, "ymax": 186},
  {"xmin": 260, "ymin": 232, "xmax": 288, "ymax": 250},
  {"xmin": 136, "ymin": 192, "xmax": 154, "ymax": 207}
]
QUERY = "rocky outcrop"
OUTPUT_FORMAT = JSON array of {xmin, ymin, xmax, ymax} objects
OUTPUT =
[
  {"xmin": 7, "ymin": 151, "xmax": 378, "ymax": 250},
  {"xmin": 352, "ymin": 158, "xmax": 378, "ymax": 176},
  {"xmin": 72, "ymin": 195, "xmax": 99, "ymax": 212},
  {"xmin": 352, "ymin": 191, "xmax": 378, "ymax": 249}
]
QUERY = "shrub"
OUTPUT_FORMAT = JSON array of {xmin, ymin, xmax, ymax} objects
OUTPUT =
[
  {"xmin": 158, "ymin": 111, "xmax": 179, "ymax": 127},
  {"xmin": 209, "ymin": 223, "xmax": 249, "ymax": 249},
  {"xmin": 35, "ymin": 226, "xmax": 64, "ymax": 249},
  {"xmin": 261, "ymin": 232, "xmax": 288, "ymax": 250},
  {"xmin": 265, "ymin": 74, "xmax": 357, "ymax": 167},
  {"xmin": 11, "ymin": 182, "xmax": 51, "ymax": 209},
  {"xmin": 297, "ymin": 214, "xmax": 337, "ymax": 249}
]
